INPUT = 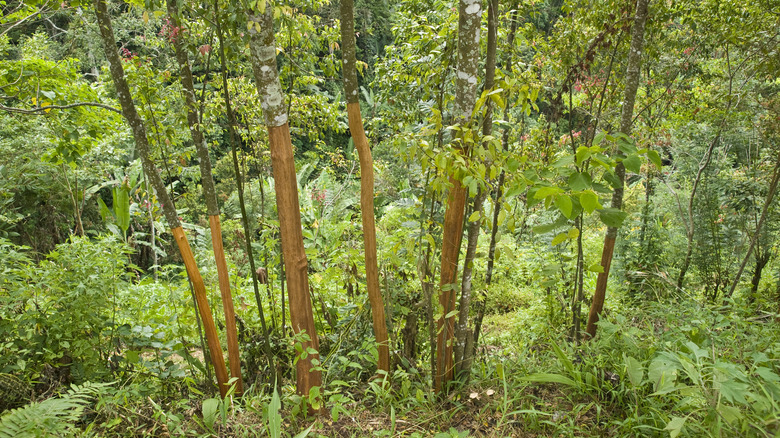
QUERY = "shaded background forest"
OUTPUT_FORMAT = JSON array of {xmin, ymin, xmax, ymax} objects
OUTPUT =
[{"xmin": 1, "ymin": 0, "xmax": 779, "ymax": 436}]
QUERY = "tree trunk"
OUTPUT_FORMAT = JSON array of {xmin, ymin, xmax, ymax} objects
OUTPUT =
[
  {"xmin": 454, "ymin": 0, "xmax": 498, "ymax": 378},
  {"xmin": 166, "ymin": 0, "xmax": 243, "ymax": 395},
  {"xmin": 94, "ymin": 0, "xmax": 230, "ymax": 396},
  {"xmin": 435, "ymin": 0, "xmax": 482, "ymax": 394},
  {"xmin": 473, "ymin": 2, "xmax": 519, "ymax": 352},
  {"xmin": 246, "ymin": 6, "xmax": 321, "ymax": 399},
  {"xmin": 340, "ymin": 0, "xmax": 390, "ymax": 376},
  {"xmin": 585, "ymin": 0, "xmax": 650, "ymax": 339}
]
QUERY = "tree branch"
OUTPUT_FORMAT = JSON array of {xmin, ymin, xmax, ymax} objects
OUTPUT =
[{"xmin": 0, "ymin": 102, "xmax": 122, "ymax": 115}]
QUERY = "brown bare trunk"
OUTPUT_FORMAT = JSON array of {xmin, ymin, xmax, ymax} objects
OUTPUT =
[
  {"xmin": 94, "ymin": 0, "xmax": 229, "ymax": 396},
  {"xmin": 166, "ymin": 0, "xmax": 242, "ymax": 394},
  {"xmin": 435, "ymin": 0, "xmax": 483, "ymax": 393},
  {"xmin": 585, "ymin": 0, "xmax": 649, "ymax": 339},
  {"xmin": 246, "ymin": 4, "xmax": 321, "ymax": 399},
  {"xmin": 340, "ymin": 0, "xmax": 390, "ymax": 375}
]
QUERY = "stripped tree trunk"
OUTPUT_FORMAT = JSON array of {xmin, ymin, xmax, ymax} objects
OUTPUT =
[
  {"xmin": 246, "ymin": 5, "xmax": 321, "ymax": 399},
  {"xmin": 454, "ymin": 0, "xmax": 498, "ymax": 377},
  {"xmin": 166, "ymin": 0, "xmax": 242, "ymax": 395},
  {"xmin": 435, "ymin": 0, "xmax": 482, "ymax": 394},
  {"xmin": 585, "ymin": 0, "xmax": 650, "ymax": 339},
  {"xmin": 94, "ymin": 0, "xmax": 230, "ymax": 396},
  {"xmin": 340, "ymin": 0, "xmax": 390, "ymax": 376}
]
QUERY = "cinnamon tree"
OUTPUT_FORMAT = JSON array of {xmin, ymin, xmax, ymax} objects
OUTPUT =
[
  {"xmin": 339, "ymin": 0, "xmax": 390, "ymax": 376},
  {"xmin": 94, "ymin": 0, "xmax": 230, "ymax": 396},
  {"xmin": 435, "ymin": 0, "xmax": 482, "ymax": 393},
  {"xmin": 245, "ymin": 1, "xmax": 322, "ymax": 399},
  {"xmin": 165, "ymin": 0, "xmax": 243, "ymax": 395}
]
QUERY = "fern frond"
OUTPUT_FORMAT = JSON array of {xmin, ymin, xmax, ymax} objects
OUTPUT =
[{"xmin": 0, "ymin": 381, "xmax": 111, "ymax": 438}]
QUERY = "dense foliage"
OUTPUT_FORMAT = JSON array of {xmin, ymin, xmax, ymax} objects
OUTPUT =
[{"xmin": 1, "ymin": 0, "xmax": 778, "ymax": 436}]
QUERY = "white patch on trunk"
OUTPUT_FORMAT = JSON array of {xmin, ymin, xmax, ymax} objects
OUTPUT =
[
  {"xmin": 465, "ymin": 3, "xmax": 480, "ymax": 14},
  {"xmin": 264, "ymin": 82, "xmax": 283, "ymax": 108},
  {"xmin": 255, "ymin": 45, "xmax": 275, "ymax": 62},
  {"xmin": 274, "ymin": 113, "xmax": 288, "ymax": 126},
  {"xmin": 457, "ymin": 70, "xmax": 477, "ymax": 85}
]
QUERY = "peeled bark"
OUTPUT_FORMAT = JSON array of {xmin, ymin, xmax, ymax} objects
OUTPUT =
[
  {"xmin": 585, "ymin": 0, "xmax": 649, "ymax": 339},
  {"xmin": 94, "ymin": 0, "xmax": 230, "ymax": 396},
  {"xmin": 246, "ymin": 6, "xmax": 321, "ymax": 398},
  {"xmin": 166, "ymin": 0, "xmax": 242, "ymax": 395},
  {"xmin": 340, "ymin": 0, "xmax": 390, "ymax": 376},
  {"xmin": 435, "ymin": 0, "xmax": 482, "ymax": 394}
]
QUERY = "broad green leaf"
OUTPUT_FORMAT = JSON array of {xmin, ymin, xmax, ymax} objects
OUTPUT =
[
  {"xmin": 555, "ymin": 195, "xmax": 573, "ymax": 219},
  {"xmin": 202, "ymin": 398, "xmax": 219, "ymax": 430},
  {"xmin": 587, "ymin": 263, "xmax": 604, "ymax": 273},
  {"xmin": 598, "ymin": 208, "xmax": 628, "ymax": 228},
  {"xmin": 664, "ymin": 416, "xmax": 686, "ymax": 438},
  {"xmin": 468, "ymin": 210, "xmax": 480, "ymax": 222},
  {"xmin": 551, "ymin": 232, "xmax": 568, "ymax": 246},
  {"xmin": 622, "ymin": 154, "xmax": 641, "ymax": 174},
  {"xmin": 615, "ymin": 133, "xmax": 637, "ymax": 155},
  {"xmin": 113, "ymin": 186, "xmax": 130, "ymax": 235},
  {"xmin": 567, "ymin": 228, "xmax": 579, "ymax": 239},
  {"xmin": 568, "ymin": 172, "xmax": 591, "ymax": 190},
  {"xmin": 603, "ymin": 170, "xmax": 622, "ymax": 189},
  {"xmin": 717, "ymin": 405, "xmax": 741, "ymax": 424},
  {"xmin": 580, "ymin": 191, "xmax": 601, "ymax": 213},
  {"xmin": 647, "ymin": 150, "xmax": 663, "ymax": 170},
  {"xmin": 575, "ymin": 146, "xmax": 591, "ymax": 165},
  {"xmin": 624, "ymin": 355, "xmax": 644, "ymax": 387},
  {"xmin": 534, "ymin": 186, "xmax": 562, "ymax": 199}
]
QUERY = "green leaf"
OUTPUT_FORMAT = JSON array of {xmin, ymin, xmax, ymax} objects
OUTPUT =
[
  {"xmin": 598, "ymin": 208, "xmax": 628, "ymax": 228},
  {"xmin": 647, "ymin": 150, "xmax": 663, "ymax": 170},
  {"xmin": 622, "ymin": 154, "xmax": 641, "ymax": 174},
  {"xmin": 624, "ymin": 355, "xmax": 644, "ymax": 387},
  {"xmin": 202, "ymin": 398, "xmax": 219, "ymax": 430},
  {"xmin": 568, "ymin": 172, "xmax": 592, "ymax": 190},
  {"xmin": 664, "ymin": 416, "xmax": 686, "ymax": 438},
  {"xmin": 521, "ymin": 373, "xmax": 577, "ymax": 387},
  {"xmin": 615, "ymin": 133, "xmax": 637, "ymax": 155},
  {"xmin": 268, "ymin": 387, "xmax": 282, "ymax": 438},
  {"xmin": 534, "ymin": 186, "xmax": 562, "ymax": 199},
  {"xmin": 587, "ymin": 263, "xmax": 604, "ymax": 273},
  {"xmin": 551, "ymin": 232, "xmax": 568, "ymax": 246},
  {"xmin": 113, "ymin": 186, "xmax": 130, "ymax": 235},
  {"xmin": 533, "ymin": 214, "xmax": 568, "ymax": 234},
  {"xmin": 575, "ymin": 146, "xmax": 591, "ymax": 166},
  {"xmin": 580, "ymin": 191, "xmax": 601, "ymax": 214},
  {"xmin": 468, "ymin": 210, "xmax": 480, "ymax": 222},
  {"xmin": 293, "ymin": 424, "xmax": 314, "ymax": 438},
  {"xmin": 603, "ymin": 171, "xmax": 622, "ymax": 189},
  {"xmin": 555, "ymin": 195, "xmax": 573, "ymax": 219}
]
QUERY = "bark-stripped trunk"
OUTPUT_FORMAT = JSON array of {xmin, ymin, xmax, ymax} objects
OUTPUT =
[
  {"xmin": 585, "ymin": 0, "xmax": 650, "ymax": 339},
  {"xmin": 435, "ymin": 0, "xmax": 482, "ymax": 394},
  {"xmin": 340, "ymin": 0, "xmax": 390, "ymax": 376},
  {"xmin": 246, "ymin": 5, "xmax": 321, "ymax": 398},
  {"xmin": 454, "ymin": 0, "xmax": 498, "ymax": 377},
  {"xmin": 166, "ymin": 0, "xmax": 243, "ymax": 395},
  {"xmin": 94, "ymin": 0, "xmax": 230, "ymax": 396}
]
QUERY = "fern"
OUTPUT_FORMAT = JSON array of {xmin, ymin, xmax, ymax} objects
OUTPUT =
[{"xmin": 0, "ymin": 381, "xmax": 111, "ymax": 438}]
